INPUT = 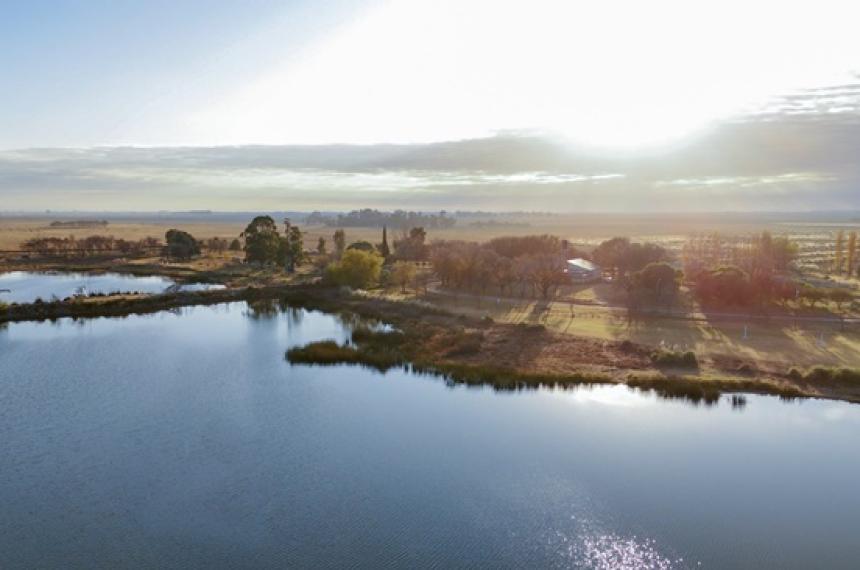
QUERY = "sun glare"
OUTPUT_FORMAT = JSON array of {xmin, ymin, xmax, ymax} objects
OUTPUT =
[{"xmin": 191, "ymin": 0, "xmax": 859, "ymax": 148}]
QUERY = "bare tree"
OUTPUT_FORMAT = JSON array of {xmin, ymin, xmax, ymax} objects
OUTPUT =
[
  {"xmin": 834, "ymin": 230, "xmax": 845, "ymax": 274},
  {"xmin": 846, "ymin": 231, "xmax": 857, "ymax": 278}
]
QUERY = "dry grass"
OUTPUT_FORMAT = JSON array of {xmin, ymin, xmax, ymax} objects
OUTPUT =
[
  {"xmin": 0, "ymin": 218, "xmax": 246, "ymax": 251},
  {"xmin": 414, "ymin": 290, "xmax": 860, "ymax": 371},
  {"xmin": 7, "ymin": 212, "xmax": 853, "ymax": 251}
]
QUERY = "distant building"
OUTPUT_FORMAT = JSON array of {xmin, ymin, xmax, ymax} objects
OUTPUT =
[{"xmin": 565, "ymin": 258, "xmax": 601, "ymax": 283}]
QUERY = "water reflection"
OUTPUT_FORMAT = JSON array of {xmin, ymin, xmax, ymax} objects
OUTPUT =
[
  {"xmin": 1, "ymin": 302, "xmax": 859, "ymax": 568},
  {"xmin": 0, "ymin": 271, "xmax": 222, "ymax": 304},
  {"xmin": 244, "ymin": 297, "xmax": 282, "ymax": 319}
]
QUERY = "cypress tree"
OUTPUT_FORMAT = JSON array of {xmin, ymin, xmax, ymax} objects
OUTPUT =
[
  {"xmin": 380, "ymin": 225, "xmax": 391, "ymax": 259},
  {"xmin": 835, "ymin": 230, "xmax": 845, "ymax": 274}
]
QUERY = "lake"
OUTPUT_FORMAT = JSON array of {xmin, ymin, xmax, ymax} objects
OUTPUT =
[
  {"xmin": 1, "ymin": 301, "xmax": 858, "ymax": 568},
  {"xmin": 0, "ymin": 271, "xmax": 224, "ymax": 304}
]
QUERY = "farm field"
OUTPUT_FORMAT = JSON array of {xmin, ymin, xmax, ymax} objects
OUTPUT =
[
  {"xmin": 422, "ymin": 290, "xmax": 860, "ymax": 370},
  {"xmin": 3, "ymin": 212, "xmax": 860, "ymax": 260}
]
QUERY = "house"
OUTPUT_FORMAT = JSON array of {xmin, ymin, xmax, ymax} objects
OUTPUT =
[{"xmin": 565, "ymin": 258, "xmax": 602, "ymax": 283}]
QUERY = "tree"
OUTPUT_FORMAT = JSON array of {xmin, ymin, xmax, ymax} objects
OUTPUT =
[
  {"xmin": 593, "ymin": 237, "xmax": 630, "ymax": 279},
  {"xmin": 771, "ymin": 236, "xmax": 799, "ymax": 271},
  {"xmin": 828, "ymin": 289, "xmax": 853, "ymax": 311},
  {"xmin": 379, "ymin": 225, "xmax": 391, "ymax": 259},
  {"xmin": 430, "ymin": 242, "xmax": 459, "ymax": 287},
  {"xmin": 513, "ymin": 255, "xmax": 534, "ymax": 297},
  {"xmin": 490, "ymin": 255, "xmax": 514, "ymax": 296},
  {"xmin": 317, "ymin": 237, "xmax": 327, "ymax": 255},
  {"xmin": 325, "ymin": 249, "xmax": 383, "ymax": 289},
  {"xmin": 279, "ymin": 226, "xmax": 304, "ymax": 272},
  {"xmin": 333, "ymin": 229, "xmax": 346, "ymax": 258},
  {"xmin": 773, "ymin": 279, "xmax": 798, "ymax": 307},
  {"xmin": 164, "ymin": 229, "xmax": 200, "ymax": 260},
  {"xmin": 846, "ymin": 231, "xmax": 857, "ymax": 277},
  {"xmin": 632, "ymin": 262, "xmax": 679, "ymax": 305},
  {"xmin": 206, "ymin": 237, "xmax": 228, "ymax": 254},
  {"xmin": 229, "ymin": 238, "xmax": 242, "ymax": 252},
  {"xmin": 394, "ymin": 227, "xmax": 429, "ymax": 260},
  {"xmin": 834, "ymin": 230, "xmax": 845, "ymax": 274},
  {"xmin": 694, "ymin": 266, "xmax": 750, "ymax": 306},
  {"xmin": 473, "ymin": 248, "xmax": 501, "ymax": 296},
  {"xmin": 486, "ymin": 234, "xmax": 560, "ymax": 258},
  {"xmin": 528, "ymin": 254, "xmax": 567, "ymax": 299},
  {"xmin": 800, "ymin": 286, "xmax": 827, "ymax": 309},
  {"xmin": 391, "ymin": 261, "xmax": 417, "ymax": 293},
  {"xmin": 624, "ymin": 242, "xmax": 669, "ymax": 274},
  {"xmin": 413, "ymin": 269, "xmax": 433, "ymax": 294},
  {"xmin": 242, "ymin": 216, "xmax": 281, "ymax": 264},
  {"xmin": 347, "ymin": 241, "xmax": 376, "ymax": 253}
]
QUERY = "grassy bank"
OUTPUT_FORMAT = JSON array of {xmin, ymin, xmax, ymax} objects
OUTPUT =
[
  {"xmin": 286, "ymin": 318, "xmax": 820, "ymax": 404},
  {"xmin": 3, "ymin": 272, "xmax": 857, "ymax": 404},
  {"xmin": 0, "ymin": 285, "xmax": 292, "ymax": 323},
  {"xmin": 287, "ymin": 345, "xmax": 821, "ymax": 404}
]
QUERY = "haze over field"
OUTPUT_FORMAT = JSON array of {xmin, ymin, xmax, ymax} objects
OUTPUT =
[{"xmin": 2, "ymin": 0, "xmax": 859, "ymax": 211}]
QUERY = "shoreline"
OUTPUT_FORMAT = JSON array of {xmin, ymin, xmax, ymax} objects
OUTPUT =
[{"xmin": 3, "ymin": 266, "xmax": 859, "ymax": 405}]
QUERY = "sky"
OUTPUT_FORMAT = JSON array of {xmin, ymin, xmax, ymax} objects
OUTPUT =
[{"xmin": 1, "ymin": 0, "xmax": 859, "ymax": 211}]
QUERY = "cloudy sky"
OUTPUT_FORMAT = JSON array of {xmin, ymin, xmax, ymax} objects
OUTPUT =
[{"xmin": 2, "ymin": 0, "xmax": 859, "ymax": 211}]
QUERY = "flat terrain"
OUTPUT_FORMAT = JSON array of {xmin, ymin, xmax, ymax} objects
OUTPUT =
[
  {"xmin": 423, "ymin": 290, "xmax": 860, "ymax": 369},
  {"xmin": 0, "ymin": 218, "xmax": 246, "ymax": 251},
  {"xmin": 3, "ymin": 212, "xmax": 859, "ymax": 382},
  {"xmin": 5, "ymin": 212, "xmax": 860, "ymax": 254}
]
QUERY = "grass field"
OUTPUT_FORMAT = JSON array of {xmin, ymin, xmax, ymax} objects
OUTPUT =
[
  {"xmin": 5, "ymin": 212, "xmax": 859, "ymax": 255},
  {"xmin": 421, "ymin": 291, "xmax": 860, "ymax": 370},
  {"xmin": 0, "ymin": 218, "xmax": 247, "ymax": 251}
]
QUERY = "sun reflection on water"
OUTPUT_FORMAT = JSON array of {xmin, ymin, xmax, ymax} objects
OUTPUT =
[{"xmin": 576, "ymin": 533, "xmax": 688, "ymax": 569}]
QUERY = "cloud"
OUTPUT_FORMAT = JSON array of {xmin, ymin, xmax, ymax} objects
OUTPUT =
[{"xmin": 1, "ymin": 110, "xmax": 859, "ymax": 212}]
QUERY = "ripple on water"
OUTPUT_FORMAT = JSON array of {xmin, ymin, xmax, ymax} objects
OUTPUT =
[{"xmin": 576, "ymin": 533, "xmax": 689, "ymax": 570}]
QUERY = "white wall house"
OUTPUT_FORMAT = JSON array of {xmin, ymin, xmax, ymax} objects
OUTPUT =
[{"xmin": 565, "ymin": 258, "xmax": 602, "ymax": 283}]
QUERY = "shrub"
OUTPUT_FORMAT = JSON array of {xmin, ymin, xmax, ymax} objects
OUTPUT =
[
  {"xmin": 787, "ymin": 366, "xmax": 860, "ymax": 385},
  {"xmin": 445, "ymin": 331, "xmax": 484, "ymax": 357},
  {"xmin": 346, "ymin": 241, "xmax": 376, "ymax": 253},
  {"xmin": 804, "ymin": 366, "xmax": 833, "ymax": 382},
  {"xmin": 650, "ymin": 349, "xmax": 698, "ymax": 368},
  {"xmin": 390, "ymin": 261, "xmax": 417, "ymax": 293},
  {"xmin": 165, "ymin": 229, "xmax": 200, "ymax": 260},
  {"xmin": 286, "ymin": 341, "xmax": 399, "ymax": 371},
  {"xmin": 325, "ymin": 249, "xmax": 383, "ymax": 289},
  {"xmin": 350, "ymin": 327, "xmax": 406, "ymax": 346},
  {"xmin": 801, "ymin": 366, "xmax": 860, "ymax": 384}
]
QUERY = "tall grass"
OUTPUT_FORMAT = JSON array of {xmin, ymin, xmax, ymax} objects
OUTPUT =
[
  {"xmin": 650, "ymin": 349, "xmax": 698, "ymax": 369},
  {"xmin": 788, "ymin": 366, "xmax": 860, "ymax": 385},
  {"xmin": 287, "ymin": 341, "xmax": 401, "ymax": 372},
  {"xmin": 285, "ymin": 339, "xmax": 807, "ymax": 404}
]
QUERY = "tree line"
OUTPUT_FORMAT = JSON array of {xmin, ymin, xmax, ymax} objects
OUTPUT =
[
  {"xmin": 833, "ymin": 230, "xmax": 859, "ymax": 277},
  {"xmin": 306, "ymin": 209, "xmax": 456, "ymax": 229},
  {"xmin": 682, "ymin": 231, "xmax": 855, "ymax": 310},
  {"xmin": 19, "ymin": 232, "xmax": 241, "ymax": 260},
  {"xmin": 20, "ymin": 235, "xmax": 161, "ymax": 257},
  {"xmin": 431, "ymin": 235, "xmax": 579, "ymax": 298}
]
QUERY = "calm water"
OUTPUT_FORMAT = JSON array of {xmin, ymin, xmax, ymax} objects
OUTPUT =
[
  {"xmin": 0, "ymin": 271, "xmax": 224, "ymax": 303},
  {"xmin": 1, "ymin": 302, "xmax": 858, "ymax": 569}
]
